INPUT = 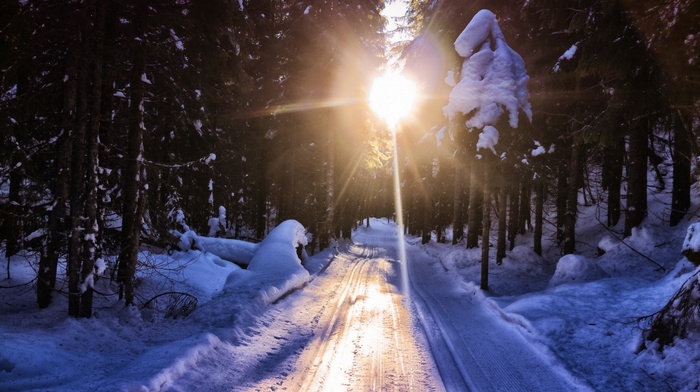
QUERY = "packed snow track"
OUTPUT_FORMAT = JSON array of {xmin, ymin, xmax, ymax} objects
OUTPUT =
[{"xmin": 286, "ymin": 245, "xmax": 442, "ymax": 391}]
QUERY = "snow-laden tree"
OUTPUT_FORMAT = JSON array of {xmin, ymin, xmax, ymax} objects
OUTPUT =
[
  {"xmin": 444, "ymin": 9, "xmax": 532, "ymax": 289},
  {"xmin": 444, "ymin": 9, "xmax": 532, "ymax": 149}
]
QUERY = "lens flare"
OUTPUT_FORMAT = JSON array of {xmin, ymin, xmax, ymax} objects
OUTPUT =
[
  {"xmin": 368, "ymin": 72, "xmax": 415, "ymax": 297},
  {"xmin": 369, "ymin": 73, "xmax": 416, "ymax": 127}
]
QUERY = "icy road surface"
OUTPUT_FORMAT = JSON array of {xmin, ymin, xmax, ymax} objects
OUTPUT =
[{"xmin": 171, "ymin": 219, "xmax": 587, "ymax": 391}]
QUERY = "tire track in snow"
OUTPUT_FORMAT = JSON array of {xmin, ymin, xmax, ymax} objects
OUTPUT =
[
  {"xmin": 295, "ymin": 249, "xmax": 373, "ymax": 391},
  {"xmin": 288, "ymin": 243, "xmax": 442, "ymax": 391}
]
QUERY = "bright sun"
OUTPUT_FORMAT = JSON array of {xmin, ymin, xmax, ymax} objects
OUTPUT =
[{"xmin": 369, "ymin": 73, "xmax": 416, "ymax": 127}]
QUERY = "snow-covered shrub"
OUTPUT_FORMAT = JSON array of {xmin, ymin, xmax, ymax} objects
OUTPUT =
[{"xmin": 645, "ymin": 269, "xmax": 700, "ymax": 348}]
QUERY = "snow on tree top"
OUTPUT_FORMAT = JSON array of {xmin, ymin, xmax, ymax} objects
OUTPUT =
[
  {"xmin": 453, "ymin": 10, "xmax": 503, "ymax": 58},
  {"xmin": 444, "ymin": 9, "xmax": 532, "ymax": 132}
]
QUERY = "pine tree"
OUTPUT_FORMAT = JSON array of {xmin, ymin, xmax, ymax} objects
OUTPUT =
[{"xmin": 443, "ymin": 9, "xmax": 532, "ymax": 289}]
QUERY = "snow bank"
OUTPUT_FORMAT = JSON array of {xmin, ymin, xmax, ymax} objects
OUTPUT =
[
  {"xmin": 178, "ymin": 231, "xmax": 258, "ymax": 265},
  {"xmin": 549, "ymin": 254, "xmax": 608, "ymax": 288},
  {"xmin": 173, "ymin": 251, "xmax": 242, "ymax": 301}
]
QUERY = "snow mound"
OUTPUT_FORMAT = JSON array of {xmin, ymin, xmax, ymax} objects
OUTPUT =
[
  {"xmin": 681, "ymin": 223, "xmax": 700, "ymax": 266},
  {"xmin": 174, "ymin": 251, "xmax": 242, "ymax": 301},
  {"xmin": 549, "ymin": 254, "xmax": 608, "ymax": 288},
  {"xmin": 247, "ymin": 220, "xmax": 307, "ymax": 274},
  {"xmin": 626, "ymin": 226, "xmax": 655, "ymax": 254},
  {"xmin": 597, "ymin": 235, "xmax": 619, "ymax": 253},
  {"xmin": 243, "ymin": 220, "xmax": 311, "ymax": 304}
]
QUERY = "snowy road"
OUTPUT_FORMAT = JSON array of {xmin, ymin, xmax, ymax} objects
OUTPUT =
[
  {"xmin": 243, "ymin": 240, "xmax": 444, "ymax": 391},
  {"xmin": 285, "ymin": 245, "xmax": 443, "ymax": 391},
  {"xmin": 355, "ymin": 220, "xmax": 587, "ymax": 392},
  {"xmin": 169, "ymin": 219, "xmax": 586, "ymax": 391}
]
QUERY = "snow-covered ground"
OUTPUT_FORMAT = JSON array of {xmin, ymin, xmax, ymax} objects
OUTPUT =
[{"xmin": 1, "ymin": 208, "xmax": 699, "ymax": 391}]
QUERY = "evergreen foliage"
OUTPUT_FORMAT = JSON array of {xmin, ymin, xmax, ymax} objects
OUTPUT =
[{"xmin": 0, "ymin": 0, "xmax": 386, "ymax": 315}]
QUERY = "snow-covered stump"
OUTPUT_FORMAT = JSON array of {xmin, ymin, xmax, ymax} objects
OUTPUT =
[
  {"xmin": 681, "ymin": 223, "xmax": 700, "ymax": 266},
  {"xmin": 548, "ymin": 254, "xmax": 607, "ymax": 288}
]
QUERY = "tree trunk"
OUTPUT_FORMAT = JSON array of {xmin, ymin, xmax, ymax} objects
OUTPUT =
[
  {"xmin": 6, "ymin": 28, "xmax": 30, "ymax": 270},
  {"xmin": 603, "ymin": 140, "xmax": 624, "ymax": 226},
  {"xmin": 451, "ymin": 69, "xmax": 466, "ymax": 245},
  {"xmin": 68, "ymin": 24, "xmax": 90, "ymax": 316},
  {"xmin": 320, "ymin": 126, "xmax": 335, "ymax": 247},
  {"xmin": 507, "ymin": 183, "xmax": 519, "ymax": 250},
  {"xmin": 624, "ymin": 123, "xmax": 648, "ymax": 237},
  {"xmin": 555, "ymin": 155, "xmax": 568, "ymax": 245},
  {"xmin": 452, "ymin": 160, "xmax": 465, "ymax": 244},
  {"xmin": 480, "ymin": 163, "xmax": 491, "ymax": 291},
  {"xmin": 117, "ymin": 3, "xmax": 147, "ymax": 306},
  {"xmin": 518, "ymin": 180, "xmax": 531, "ymax": 234},
  {"xmin": 255, "ymin": 149, "xmax": 268, "ymax": 239},
  {"xmin": 496, "ymin": 180, "xmax": 507, "ymax": 265},
  {"xmin": 466, "ymin": 163, "xmax": 482, "ymax": 249},
  {"xmin": 534, "ymin": 180, "xmax": 544, "ymax": 256},
  {"xmin": 563, "ymin": 144, "xmax": 580, "ymax": 255},
  {"xmin": 421, "ymin": 161, "xmax": 432, "ymax": 244},
  {"xmin": 670, "ymin": 111, "xmax": 692, "ymax": 226},
  {"xmin": 79, "ymin": 1, "xmax": 106, "ymax": 318},
  {"xmin": 37, "ymin": 40, "xmax": 78, "ymax": 308}
]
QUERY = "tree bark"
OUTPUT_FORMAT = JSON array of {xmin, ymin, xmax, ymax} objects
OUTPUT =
[
  {"xmin": 518, "ymin": 180, "xmax": 531, "ymax": 234},
  {"xmin": 534, "ymin": 180, "xmax": 544, "ymax": 256},
  {"xmin": 602, "ymin": 140, "xmax": 624, "ymax": 226},
  {"xmin": 255, "ymin": 147, "xmax": 268, "ymax": 239},
  {"xmin": 624, "ymin": 123, "xmax": 649, "ymax": 237},
  {"xmin": 68, "ymin": 20, "xmax": 90, "ymax": 316},
  {"xmin": 118, "ymin": 2, "xmax": 147, "ymax": 306},
  {"xmin": 421, "ymin": 159, "xmax": 432, "ymax": 244},
  {"xmin": 6, "ymin": 22, "xmax": 31, "ymax": 269},
  {"xmin": 466, "ymin": 163, "xmax": 482, "ymax": 249},
  {"xmin": 563, "ymin": 144, "xmax": 580, "ymax": 255},
  {"xmin": 37, "ymin": 37, "xmax": 78, "ymax": 308},
  {"xmin": 480, "ymin": 162, "xmax": 491, "ymax": 291},
  {"xmin": 452, "ymin": 160, "xmax": 465, "ymax": 244},
  {"xmin": 496, "ymin": 180, "xmax": 507, "ymax": 265},
  {"xmin": 319, "ymin": 125, "xmax": 334, "ymax": 248},
  {"xmin": 670, "ymin": 111, "xmax": 692, "ymax": 226},
  {"xmin": 79, "ymin": 1, "xmax": 106, "ymax": 318},
  {"xmin": 36, "ymin": 135, "xmax": 71, "ymax": 307},
  {"xmin": 555, "ymin": 154, "xmax": 568, "ymax": 245},
  {"xmin": 507, "ymin": 183, "xmax": 519, "ymax": 250}
]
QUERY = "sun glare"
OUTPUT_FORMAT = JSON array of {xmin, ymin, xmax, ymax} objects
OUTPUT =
[{"xmin": 369, "ymin": 73, "xmax": 416, "ymax": 127}]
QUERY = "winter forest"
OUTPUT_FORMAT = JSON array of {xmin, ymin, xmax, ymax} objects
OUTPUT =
[{"xmin": 2, "ymin": 0, "xmax": 700, "ymax": 391}]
